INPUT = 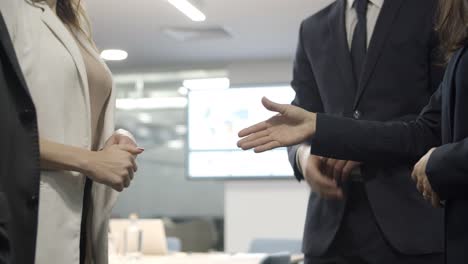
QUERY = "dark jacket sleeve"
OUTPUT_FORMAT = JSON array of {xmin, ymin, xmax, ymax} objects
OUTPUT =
[
  {"xmin": 287, "ymin": 21, "xmax": 325, "ymax": 181},
  {"xmin": 426, "ymin": 48, "xmax": 468, "ymax": 200},
  {"xmin": 309, "ymin": 86, "xmax": 443, "ymax": 165},
  {"xmin": 426, "ymin": 140, "xmax": 468, "ymax": 200}
]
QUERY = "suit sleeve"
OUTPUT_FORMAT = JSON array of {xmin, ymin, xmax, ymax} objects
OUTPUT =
[
  {"xmin": 426, "ymin": 139, "xmax": 468, "ymax": 200},
  {"xmin": 287, "ymin": 21, "xmax": 324, "ymax": 181},
  {"xmin": 309, "ymin": 86, "xmax": 443, "ymax": 164}
]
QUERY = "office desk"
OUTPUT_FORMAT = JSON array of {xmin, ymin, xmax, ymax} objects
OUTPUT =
[
  {"xmin": 110, "ymin": 253, "xmax": 267, "ymax": 264},
  {"xmin": 109, "ymin": 253, "xmax": 304, "ymax": 264}
]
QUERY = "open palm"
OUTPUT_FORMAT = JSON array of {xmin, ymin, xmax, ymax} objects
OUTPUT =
[{"xmin": 237, "ymin": 97, "xmax": 317, "ymax": 153}]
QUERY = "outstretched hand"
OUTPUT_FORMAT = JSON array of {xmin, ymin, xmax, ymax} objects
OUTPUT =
[{"xmin": 237, "ymin": 97, "xmax": 317, "ymax": 152}]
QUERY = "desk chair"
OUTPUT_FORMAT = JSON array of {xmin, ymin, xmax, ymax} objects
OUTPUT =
[
  {"xmin": 249, "ymin": 238, "xmax": 302, "ymax": 254},
  {"xmin": 260, "ymin": 253, "xmax": 291, "ymax": 264}
]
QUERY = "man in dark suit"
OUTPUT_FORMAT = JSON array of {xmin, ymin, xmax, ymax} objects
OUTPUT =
[
  {"xmin": 0, "ymin": 12, "xmax": 40, "ymax": 264},
  {"xmin": 305, "ymin": 45, "xmax": 468, "ymax": 264},
  {"xmin": 287, "ymin": 0, "xmax": 445, "ymax": 263}
]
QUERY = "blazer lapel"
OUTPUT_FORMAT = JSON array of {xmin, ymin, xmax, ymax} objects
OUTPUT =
[
  {"xmin": 40, "ymin": 6, "xmax": 91, "ymax": 120},
  {"xmin": 443, "ymin": 48, "xmax": 465, "ymax": 142},
  {"xmin": 328, "ymin": 0, "xmax": 358, "ymax": 101},
  {"xmin": 353, "ymin": 0, "xmax": 404, "ymax": 109}
]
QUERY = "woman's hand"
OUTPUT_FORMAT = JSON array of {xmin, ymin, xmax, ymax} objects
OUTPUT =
[
  {"xmin": 82, "ymin": 145, "xmax": 143, "ymax": 192},
  {"xmin": 411, "ymin": 148, "xmax": 441, "ymax": 208},
  {"xmin": 237, "ymin": 97, "xmax": 317, "ymax": 152},
  {"xmin": 104, "ymin": 131, "xmax": 140, "ymax": 149}
]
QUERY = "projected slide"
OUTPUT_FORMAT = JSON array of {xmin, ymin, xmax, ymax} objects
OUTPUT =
[{"xmin": 188, "ymin": 86, "xmax": 295, "ymax": 179}]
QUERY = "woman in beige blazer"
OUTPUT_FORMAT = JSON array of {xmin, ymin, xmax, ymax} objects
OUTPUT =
[{"xmin": 0, "ymin": 0, "xmax": 143, "ymax": 263}]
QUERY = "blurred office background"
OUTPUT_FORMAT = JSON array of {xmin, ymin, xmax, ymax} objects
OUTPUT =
[{"xmin": 87, "ymin": 0, "xmax": 334, "ymax": 254}]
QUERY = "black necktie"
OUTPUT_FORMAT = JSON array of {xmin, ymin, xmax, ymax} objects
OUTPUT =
[{"xmin": 351, "ymin": 0, "xmax": 368, "ymax": 85}]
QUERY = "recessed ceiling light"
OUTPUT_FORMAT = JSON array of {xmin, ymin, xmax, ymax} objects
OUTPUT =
[
  {"xmin": 183, "ymin": 78, "xmax": 230, "ymax": 91},
  {"xmin": 100, "ymin": 49, "xmax": 128, "ymax": 61},
  {"xmin": 167, "ymin": 0, "xmax": 206, "ymax": 22},
  {"xmin": 162, "ymin": 26, "xmax": 232, "ymax": 42}
]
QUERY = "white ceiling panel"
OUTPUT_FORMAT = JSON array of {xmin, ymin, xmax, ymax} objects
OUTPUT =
[{"xmin": 86, "ymin": 0, "xmax": 334, "ymax": 72}]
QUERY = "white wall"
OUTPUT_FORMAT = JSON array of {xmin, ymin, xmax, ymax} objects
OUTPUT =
[
  {"xmin": 224, "ymin": 60, "xmax": 311, "ymax": 253},
  {"xmin": 227, "ymin": 59, "xmax": 294, "ymax": 86},
  {"xmin": 225, "ymin": 181, "xmax": 309, "ymax": 252}
]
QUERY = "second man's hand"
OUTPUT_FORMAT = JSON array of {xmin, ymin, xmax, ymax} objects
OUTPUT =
[
  {"xmin": 298, "ymin": 148, "xmax": 343, "ymax": 199},
  {"xmin": 321, "ymin": 158, "xmax": 361, "ymax": 185},
  {"xmin": 237, "ymin": 97, "xmax": 317, "ymax": 152}
]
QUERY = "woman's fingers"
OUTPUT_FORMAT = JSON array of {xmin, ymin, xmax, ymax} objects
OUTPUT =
[
  {"xmin": 416, "ymin": 177, "xmax": 425, "ymax": 193},
  {"xmin": 118, "ymin": 144, "xmax": 144, "ymax": 155},
  {"xmin": 124, "ymin": 170, "xmax": 132, "ymax": 187},
  {"xmin": 411, "ymin": 170, "xmax": 417, "ymax": 182},
  {"xmin": 422, "ymin": 191, "xmax": 431, "ymax": 201},
  {"xmin": 130, "ymin": 156, "xmax": 138, "ymax": 174},
  {"xmin": 116, "ymin": 134, "xmax": 137, "ymax": 147}
]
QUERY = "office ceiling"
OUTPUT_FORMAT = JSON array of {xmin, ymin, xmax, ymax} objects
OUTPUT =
[{"xmin": 86, "ymin": 0, "xmax": 334, "ymax": 72}]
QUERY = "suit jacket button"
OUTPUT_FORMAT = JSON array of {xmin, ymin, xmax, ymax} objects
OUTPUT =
[
  {"xmin": 20, "ymin": 109, "xmax": 35, "ymax": 122},
  {"xmin": 29, "ymin": 195, "xmax": 39, "ymax": 208},
  {"xmin": 353, "ymin": 110, "xmax": 361, "ymax": 120}
]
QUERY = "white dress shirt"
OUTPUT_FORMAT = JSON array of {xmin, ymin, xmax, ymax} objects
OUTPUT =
[
  {"xmin": 296, "ymin": 0, "xmax": 384, "ymax": 173},
  {"xmin": 346, "ymin": 0, "xmax": 384, "ymax": 49}
]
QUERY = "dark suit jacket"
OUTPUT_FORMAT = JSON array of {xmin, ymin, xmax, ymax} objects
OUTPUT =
[
  {"xmin": 0, "ymin": 13, "xmax": 40, "ymax": 264},
  {"xmin": 310, "ymin": 45, "xmax": 468, "ymax": 264},
  {"xmin": 287, "ymin": 0, "xmax": 445, "ymax": 256}
]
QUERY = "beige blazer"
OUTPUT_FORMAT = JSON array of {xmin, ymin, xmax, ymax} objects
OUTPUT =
[{"xmin": 0, "ymin": 1, "xmax": 120, "ymax": 263}]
